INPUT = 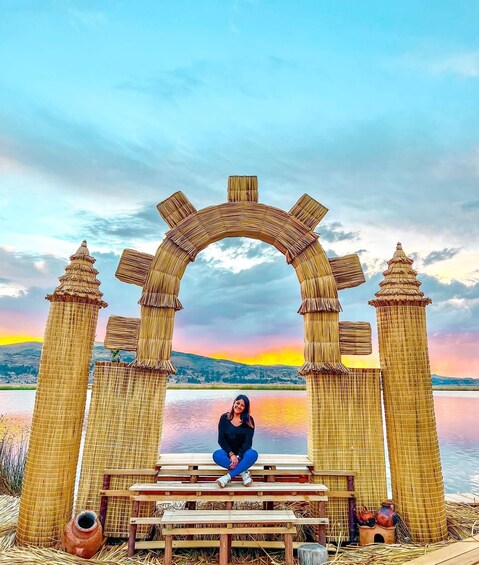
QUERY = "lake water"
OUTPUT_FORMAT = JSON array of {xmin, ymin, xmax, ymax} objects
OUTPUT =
[{"xmin": 1, "ymin": 389, "xmax": 478, "ymax": 494}]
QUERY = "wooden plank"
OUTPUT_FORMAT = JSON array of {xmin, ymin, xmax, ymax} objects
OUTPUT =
[
  {"xmin": 104, "ymin": 468, "xmax": 157, "ymax": 476},
  {"xmin": 135, "ymin": 540, "xmax": 319, "ymax": 550},
  {"xmin": 403, "ymin": 538, "xmax": 479, "ymax": 564},
  {"xmin": 292, "ymin": 518, "xmax": 329, "ymax": 525},
  {"xmin": 99, "ymin": 489, "xmax": 132, "ymax": 497},
  {"xmin": 162, "ymin": 526, "xmax": 297, "ymax": 535},
  {"xmin": 132, "ymin": 494, "xmax": 328, "ymax": 503},
  {"xmin": 157, "ymin": 453, "xmax": 313, "ymax": 466},
  {"xmin": 327, "ymin": 490, "xmax": 356, "ymax": 498},
  {"xmin": 161, "ymin": 509, "xmax": 296, "ymax": 524},
  {"xmin": 130, "ymin": 481, "xmax": 328, "ymax": 492}
]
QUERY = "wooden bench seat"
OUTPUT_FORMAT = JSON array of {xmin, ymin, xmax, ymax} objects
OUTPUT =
[{"xmin": 130, "ymin": 509, "xmax": 298, "ymax": 564}]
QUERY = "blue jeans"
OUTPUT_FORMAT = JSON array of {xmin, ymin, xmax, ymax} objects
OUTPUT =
[{"xmin": 212, "ymin": 448, "xmax": 259, "ymax": 479}]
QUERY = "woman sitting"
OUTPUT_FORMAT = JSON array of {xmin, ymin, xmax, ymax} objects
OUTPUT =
[{"xmin": 212, "ymin": 394, "xmax": 258, "ymax": 488}]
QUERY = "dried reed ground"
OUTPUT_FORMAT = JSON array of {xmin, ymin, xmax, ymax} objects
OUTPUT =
[{"xmin": 0, "ymin": 495, "xmax": 478, "ymax": 564}]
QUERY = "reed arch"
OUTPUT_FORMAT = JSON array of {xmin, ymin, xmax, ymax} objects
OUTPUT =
[{"xmin": 77, "ymin": 176, "xmax": 380, "ymax": 539}]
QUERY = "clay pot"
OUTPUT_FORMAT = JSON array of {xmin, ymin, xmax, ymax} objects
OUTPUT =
[
  {"xmin": 62, "ymin": 510, "xmax": 104, "ymax": 558},
  {"xmin": 356, "ymin": 506, "xmax": 376, "ymax": 527},
  {"xmin": 375, "ymin": 500, "xmax": 398, "ymax": 528}
]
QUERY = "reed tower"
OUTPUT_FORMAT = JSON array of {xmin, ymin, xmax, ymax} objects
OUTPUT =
[
  {"xmin": 17, "ymin": 241, "xmax": 107, "ymax": 547},
  {"xmin": 369, "ymin": 243, "xmax": 447, "ymax": 542}
]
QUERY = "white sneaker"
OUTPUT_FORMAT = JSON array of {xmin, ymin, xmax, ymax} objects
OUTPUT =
[
  {"xmin": 216, "ymin": 473, "xmax": 231, "ymax": 488},
  {"xmin": 240, "ymin": 471, "xmax": 253, "ymax": 486}
]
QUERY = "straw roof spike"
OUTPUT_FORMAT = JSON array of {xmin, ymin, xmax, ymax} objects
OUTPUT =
[
  {"xmin": 46, "ymin": 240, "xmax": 107, "ymax": 307},
  {"xmin": 369, "ymin": 242, "xmax": 431, "ymax": 307}
]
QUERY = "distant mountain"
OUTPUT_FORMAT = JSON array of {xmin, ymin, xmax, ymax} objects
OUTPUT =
[
  {"xmin": 1, "ymin": 342, "xmax": 477, "ymax": 387},
  {"xmin": 0, "ymin": 342, "xmax": 302, "ymax": 385}
]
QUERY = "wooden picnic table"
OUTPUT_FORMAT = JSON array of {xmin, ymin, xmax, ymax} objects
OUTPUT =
[{"xmin": 128, "ymin": 480, "xmax": 329, "ymax": 556}]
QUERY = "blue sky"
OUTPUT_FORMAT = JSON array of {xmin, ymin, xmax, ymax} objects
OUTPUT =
[{"xmin": 1, "ymin": 1, "xmax": 478, "ymax": 376}]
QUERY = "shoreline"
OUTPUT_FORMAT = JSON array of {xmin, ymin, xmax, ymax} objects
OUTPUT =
[{"xmin": 0, "ymin": 383, "xmax": 478, "ymax": 391}]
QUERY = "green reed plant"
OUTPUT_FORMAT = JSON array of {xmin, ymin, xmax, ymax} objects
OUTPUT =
[{"xmin": 0, "ymin": 417, "xmax": 28, "ymax": 496}]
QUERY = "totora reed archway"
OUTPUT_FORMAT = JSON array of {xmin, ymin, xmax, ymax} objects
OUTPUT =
[{"xmin": 75, "ymin": 176, "xmax": 384, "ymax": 540}]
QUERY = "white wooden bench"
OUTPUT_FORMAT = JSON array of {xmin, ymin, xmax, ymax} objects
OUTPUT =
[{"xmin": 132, "ymin": 509, "xmax": 297, "ymax": 563}]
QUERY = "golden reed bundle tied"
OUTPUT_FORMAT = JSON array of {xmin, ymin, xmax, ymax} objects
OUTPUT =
[
  {"xmin": 77, "ymin": 362, "xmax": 168, "ymax": 538},
  {"xmin": 17, "ymin": 242, "xmax": 106, "ymax": 547}
]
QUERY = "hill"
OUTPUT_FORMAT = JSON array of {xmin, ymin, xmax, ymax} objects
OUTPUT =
[
  {"xmin": 0, "ymin": 342, "xmax": 302, "ymax": 385},
  {"xmin": 1, "ymin": 342, "xmax": 477, "ymax": 387}
]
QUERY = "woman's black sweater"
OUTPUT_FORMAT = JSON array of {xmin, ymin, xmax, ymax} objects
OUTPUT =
[{"xmin": 217, "ymin": 413, "xmax": 255, "ymax": 458}]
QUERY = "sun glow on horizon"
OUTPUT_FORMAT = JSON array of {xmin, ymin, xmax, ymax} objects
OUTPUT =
[
  {"xmin": 0, "ymin": 335, "xmax": 43, "ymax": 346},
  {"xmin": 210, "ymin": 347, "xmax": 305, "ymax": 366}
]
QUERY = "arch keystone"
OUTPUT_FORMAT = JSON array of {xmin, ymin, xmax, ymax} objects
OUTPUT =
[
  {"xmin": 339, "ymin": 321, "xmax": 372, "ymax": 355},
  {"xmin": 104, "ymin": 316, "xmax": 140, "ymax": 351},
  {"xmin": 116, "ymin": 249, "xmax": 154, "ymax": 287},
  {"xmin": 329, "ymin": 254, "xmax": 365, "ymax": 290},
  {"xmin": 289, "ymin": 194, "xmax": 328, "ymax": 230},
  {"xmin": 227, "ymin": 176, "xmax": 258, "ymax": 202},
  {"xmin": 157, "ymin": 191, "xmax": 197, "ymax": 228}
]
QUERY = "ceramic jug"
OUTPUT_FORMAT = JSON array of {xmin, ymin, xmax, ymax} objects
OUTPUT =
[
  {"xmin": 375, "ymin": 500, "xmax": 398, "ymax": 528},
  {"xmin": 62, "ymin": 510, "xmax": 104, "ymax": 558},
  {"xmin": 356, "ymin": 506, "xmax": 376, "ymax": 527}
]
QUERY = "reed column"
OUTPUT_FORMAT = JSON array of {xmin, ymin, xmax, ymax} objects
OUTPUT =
[
  {"xmin": 17, "ymin": 241, "xmax": 106, "ymax": 547},
  {"xmin": 370, "ymin": 243, "xmax": 447, "ymax": 542}
]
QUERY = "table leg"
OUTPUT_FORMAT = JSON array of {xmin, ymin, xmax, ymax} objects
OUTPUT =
[
  {"xmin": 99, "ymin": 473, "xmax": 111, "ymax": 531},
  {"xmin": 347, "ymin": 475, "xmax": 356, "ymax": 544},
  {"xmin": 127, "ymin": 500, "xmax": 140, "ymax": 557},
  {"xmin": 219, "ymin": 533, "xmax": 229, "ymax": 565},
  {"xmin": 164, "ymin": 534, "xmax": 173, "ymax": 565},
  {"xmin": 284, "ymin": 532, "xmax": 293, "ymax": 565},
  {"xmin": 316, "ymin": 500, "xmax": 327, "ymax": 546}
]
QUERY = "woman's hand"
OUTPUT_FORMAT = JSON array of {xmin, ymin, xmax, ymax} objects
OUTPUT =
[{"xmin": 229, "ymin": 454, "xmax": 239, "ymax": 469}]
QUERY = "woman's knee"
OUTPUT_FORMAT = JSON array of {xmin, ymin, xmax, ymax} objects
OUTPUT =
[
  {"xmin": 245, "ymin": 449, "xmax": 258, "ymax": 463},
  {"xmin": 213, "ymin": 449, "xmax": 228, "ymax": 465}
]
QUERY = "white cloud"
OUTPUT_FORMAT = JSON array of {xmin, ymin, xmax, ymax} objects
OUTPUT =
[
  {"xmin": 200, "ymin": 239, "xmax": 279, "ymax": 274},
  {"xmin": 0, "ymin": 283, "xmax": 27, "ymax": 298}
]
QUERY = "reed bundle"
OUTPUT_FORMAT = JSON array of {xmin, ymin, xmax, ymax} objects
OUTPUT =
[
  {"xmin": 376, "ymin": 305, "xmax": 447, "ymax": 542},
  {"xmin": 157, "ymin": 191, "xmax": 197, "ymax": 228},
  {"xmin": 46, "ymin": 240, "xmax": 107, "ymax": 306},
  {"xmin": 369, "ymin": 243, "xmax": 431, "ymax": 306},
  {"xmin": 104, "ymin": 316, "xmax": 140, "ymax": 351},
  {"xmin": 17, "ymin": 242, "xmax": 105, "ymax": 546},
  {"xmin": 339, "ymin": 322, "xmax": 372, "ymax": 355},
  {"xmin": 166, "ymin": 203, "xmax": 318, "ymax": 264},
  {"xmin": 328, "ymin": 254, "xmax": 365, "ymax": 291},
  {"xmin": 307, "ymin": 369, "xmax": 387, "ymax": 540},
  {"xmin": 135, "ymin": 307, "xmax": 177, "ymax": 371},
  {"xmin": 77, "ymin": 362, "xmax": 168, "ymax": 537},
  {"xmin": 289, "ymin": 194, "xmax": 328, "ymax": 230},
  {"xmin": 371, "ymin": 243, "xmax": 446, "ymax": 542},
  {"xmin": 227, "ymin": 175, "xmax": 258, "ymax": 202},
  {"xmin": 115, "ymin": 249, "xmax": 154, "ymax": 287}
]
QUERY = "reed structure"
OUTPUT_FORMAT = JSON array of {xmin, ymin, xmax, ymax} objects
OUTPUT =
[
  {"xmin": 370, "ymin": 243, "xmax": 447, "ymax": 542},
  {"xmin": 306, "ymin": 368, "xmax": 387, "ymax": 539},
  {"xmin": 16, "ymin": 241, "xmax": 106, "ymax": 547},
  {"xmin": 77, "ymin": 363, "xmax": 167, "ymax": 537},
  {"xmin": 74, "ymin": 176, "xmax": 379, "ymax": 538}
]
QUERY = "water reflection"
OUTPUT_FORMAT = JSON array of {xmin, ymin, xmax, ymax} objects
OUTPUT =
[{"xmin": 1, "ymin": 389, "xmax": 478, "ymax": 493}]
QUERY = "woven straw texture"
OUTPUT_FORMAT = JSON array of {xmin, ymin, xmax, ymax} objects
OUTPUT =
[
  {"xmin": 157, "ymin": 191, "xmax": 197, "ymax": 228},
  {"xmin": 370, "ymin": 243, "xmax": 446, "ymax": 542},
  {"xmin": 328, "ymin": 254, "xmax": 366, "ymax": 291},
  {"xmin": 376, "ymin": 306, "xmax": 447, "ymax": 542},
  {"xmin": 289, "ymin": 193, "xmax": 328, "ymax": 230},
  {"xmin": 306, "ymin": 369, "xmax": 387, "ymax": 541},
  {"xmin": 104, "ymin": 316, "xmax": 140, "ymax": 351},
  {"xmin": 227, "ymin": 175, "xmax": 258, "ymax": 202},
  {"xmin": 17, "ymin": 241, "xmax": 104, "ymax": 547},
  {"xmin": 339, "ymin": 321, "xmax": 372, "ymax": 355},
  {"xmin": 115, "ymin": 249, "xmax": 154, "ymax": 287},
  {"xmin": 77, "ymin": 362, "xmax": 168, "ymax": 537}
]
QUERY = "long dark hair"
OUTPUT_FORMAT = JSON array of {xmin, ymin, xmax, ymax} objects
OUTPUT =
[{"xmin": 227, "ymin": 394, "xmax": 254, "ymax": 428}]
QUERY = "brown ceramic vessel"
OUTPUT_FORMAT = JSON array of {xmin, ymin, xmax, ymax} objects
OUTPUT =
[{"xmin": 62, "ymin": 510, "xmax": 104, "ymax": 558}]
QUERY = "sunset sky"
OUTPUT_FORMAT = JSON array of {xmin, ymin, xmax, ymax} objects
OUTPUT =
[{"xmin": 1, "ymin": 2, "xmax": 478, "ymax": 377}]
